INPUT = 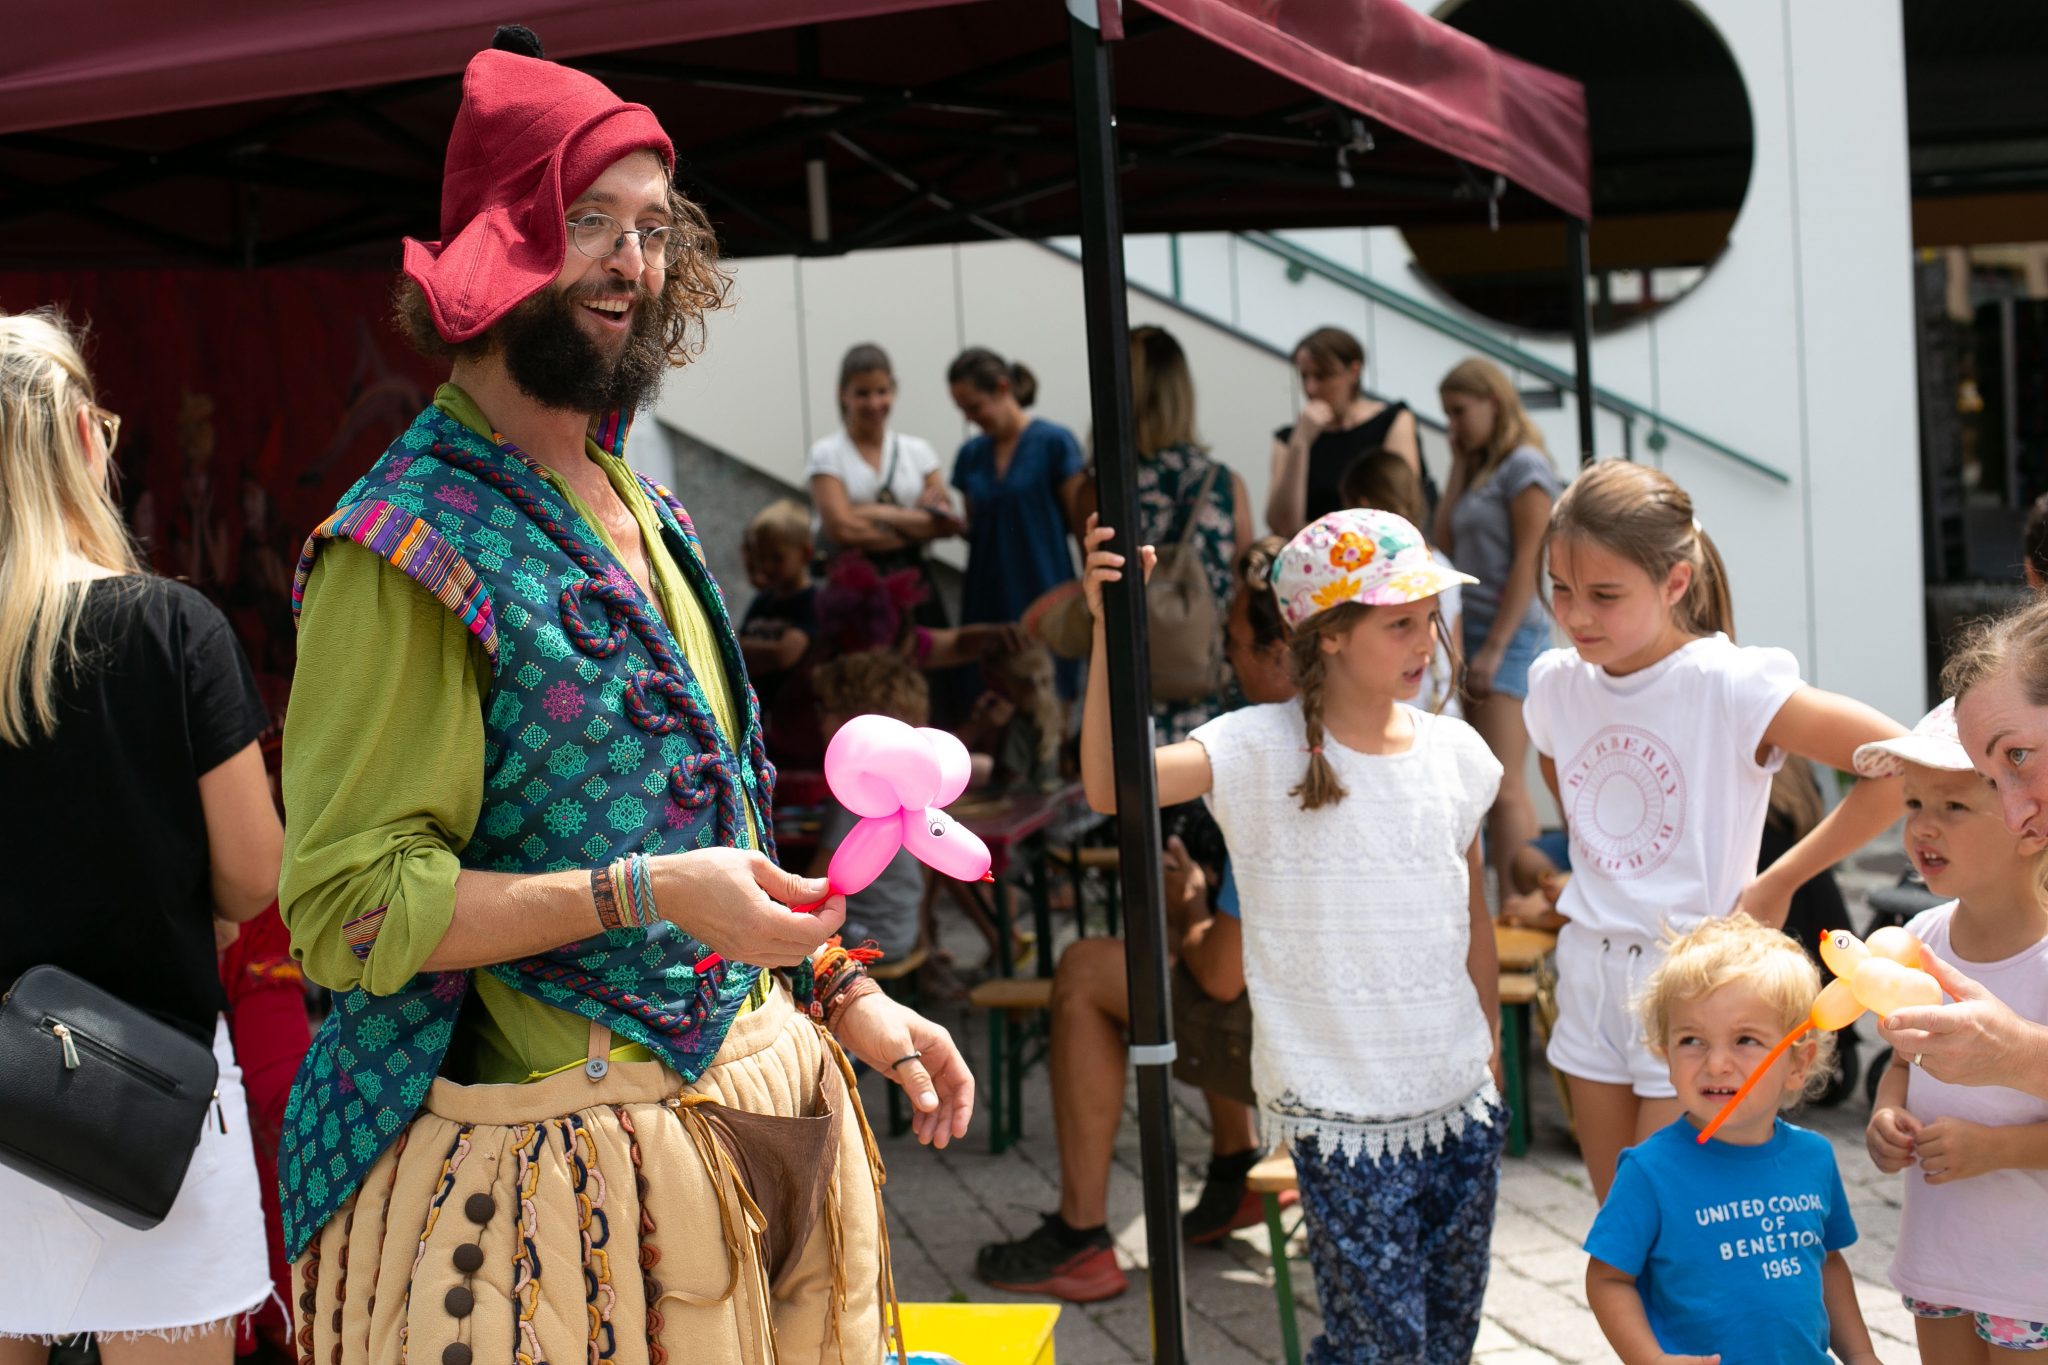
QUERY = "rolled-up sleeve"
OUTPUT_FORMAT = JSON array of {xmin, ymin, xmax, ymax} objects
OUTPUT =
[{"xmin": 279, "ymin": 543, "xmax": 488, "ymax": 995}]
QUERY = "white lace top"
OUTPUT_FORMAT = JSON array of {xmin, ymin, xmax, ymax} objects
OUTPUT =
[{"xmin": 1191, "ymin": 702, "xmax": 1504, "ymax": 1161}]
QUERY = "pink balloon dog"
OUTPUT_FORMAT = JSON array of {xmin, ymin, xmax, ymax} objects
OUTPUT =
[{"xmin": 696, "ymin": 715, "xmax": 993, "ymax": 974}]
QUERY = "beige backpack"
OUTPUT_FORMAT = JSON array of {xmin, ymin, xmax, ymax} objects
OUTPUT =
[{"xmin": 1146, "ymin": 463, "xmax": 1226, "ymax": 703}]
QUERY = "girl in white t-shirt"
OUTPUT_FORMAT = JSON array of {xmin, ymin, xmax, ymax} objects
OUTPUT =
[
  {"xmin": 805, "ymin": 342, "xmax": 961, "ymax": 565},
  {"xmin": 1080, "ymin": 506, "xmax": 1507, "ymax": 1363},
  {"xmin": 1526, "ymin": 459, "xmax": 1907, "ymax": 1202},
  {"xmin": 1858, "ymin": 701, "xmax": 2048, "ymax": 1358}
]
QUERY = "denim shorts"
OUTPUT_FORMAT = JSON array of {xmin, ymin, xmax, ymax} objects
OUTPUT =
[{"xmin": 1464, "ymin": 615, "xmax": 1552, "ymax": 701}]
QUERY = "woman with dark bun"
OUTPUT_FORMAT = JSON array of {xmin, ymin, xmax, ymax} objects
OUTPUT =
[{"xmin": 948, "ymin": 346, "xmax": 1088, "ymax": 696}]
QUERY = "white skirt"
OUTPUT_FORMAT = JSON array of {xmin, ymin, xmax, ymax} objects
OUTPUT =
[{"xmin": 0, "ymin": 1015, "xmax": 272, "ymax": 1340}]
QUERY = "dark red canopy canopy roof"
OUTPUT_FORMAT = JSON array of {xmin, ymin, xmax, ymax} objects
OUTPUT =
[{"xmin": 0, "ymin": 0, "xmax": 1586, "ymax": 267}]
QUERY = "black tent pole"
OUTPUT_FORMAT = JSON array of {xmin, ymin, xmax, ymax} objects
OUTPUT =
[
  {"xmin": 1566, "ymin": 215, "xmax": 1596, "ymax": 464},
  {"xmin": 1066, "ymin": 5, "xmax": 1189, "ymax": 1363}
]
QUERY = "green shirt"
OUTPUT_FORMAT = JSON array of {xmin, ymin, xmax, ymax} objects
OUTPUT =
[{"xmin": 281, "ymin": 385, "xmax": 761, "ymax": 1083}]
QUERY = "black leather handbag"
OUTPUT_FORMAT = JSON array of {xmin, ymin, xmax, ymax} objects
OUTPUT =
[{"xmin": 0, "ymin": 965, "xmax": 220, "ymax": 1229}]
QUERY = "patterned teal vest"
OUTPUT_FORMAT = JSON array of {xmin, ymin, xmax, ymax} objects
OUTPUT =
[{"xmin": 277, "ymin": 406, "xmax": 782, "ymax": 1260}]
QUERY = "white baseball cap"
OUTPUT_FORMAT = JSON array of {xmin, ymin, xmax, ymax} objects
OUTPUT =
[{"xmin": 1851, "ymin": 698, "xmax": 1967, "ymax": 778}]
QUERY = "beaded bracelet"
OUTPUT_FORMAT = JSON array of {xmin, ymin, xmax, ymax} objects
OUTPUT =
[
  {"xmin": 593, "ymin": 854, "xmax": 660, "ymax": 933},
  {"xmin": 823, "ymin": 975, "xmax": 881, "ymax": 1031},
  {"xmin": 590, "ymin": 862, "xmax": 626, "ymax": 932},
  {"xmin": 626, "ymin": 852, "xmax": 658, "ymax": 929}
]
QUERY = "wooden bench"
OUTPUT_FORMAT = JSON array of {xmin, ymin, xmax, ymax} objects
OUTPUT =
[
  {"xmin": 1046, "ymin": 844, "xmax": 1121, "ymax": 935},
  {"xmin": 966, "ymin": 976, "xmax": 1056, "ymax": 1154},
  {"xmin": 1248, "ymin": 966, "xmax": 1544, "ymax": 1364},
  {"xmin": 1246, "ymin": 1149, "xmax": 1307, "ymax": 1365}
]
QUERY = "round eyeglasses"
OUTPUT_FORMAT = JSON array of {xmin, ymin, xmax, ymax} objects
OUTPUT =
[{"xmin": 566, "ymin": 212, "xmax": 686, "ymax": 269}]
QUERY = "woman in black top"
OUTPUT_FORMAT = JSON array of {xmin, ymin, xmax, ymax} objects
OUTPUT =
[
  {"xmin": 1266, "ymin": 325, "xmax": 1428, "ymax": 537},
  {"xmin": 0, "ymin": 309, "xmax": 282, "ymax": 1357}
]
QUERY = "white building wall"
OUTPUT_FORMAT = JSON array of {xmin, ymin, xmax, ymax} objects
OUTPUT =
[
  {"xmin": 655, "ymin": 0, "xmax": 1925, "ymax": 727},
  {"xmin": 655, "ymin": 240, "xmax": 1298, "ymax": 575}
]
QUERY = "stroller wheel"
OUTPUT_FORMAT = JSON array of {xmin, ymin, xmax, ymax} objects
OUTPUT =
[
  {"xmin": 1866, "ymin": 1045, "xmax": 1895, "ymax": 1108},
  {"xmin": 1816, "ymin": 1030, "xmax": 1861, "ymax": 1107}
]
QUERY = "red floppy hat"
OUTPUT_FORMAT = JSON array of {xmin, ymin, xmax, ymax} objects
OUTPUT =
[{"xmin": 402, "ymin": 44, "xmax": 673, "ymax": 344}]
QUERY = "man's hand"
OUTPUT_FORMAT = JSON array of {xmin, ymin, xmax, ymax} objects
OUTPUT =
[
  {"xmin": 1865, "ymin": 1106, "xmax": 1920, "ymax": 1174},
  {"xmin": 650, "ymin": 848, "xmax": 845, "ymax": 967},
  {"xmin": 831, "ymin": 992, "xmax": 975, "ymax": 1148},
  {"xmin": 1160, "ymin": 835, "xmax": 1208, "ymax": 940}
]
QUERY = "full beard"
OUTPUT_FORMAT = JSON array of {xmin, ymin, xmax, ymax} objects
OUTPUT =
[{"xmin": 497, "ymin": 281, "xmax": 673, "ymax": 416}]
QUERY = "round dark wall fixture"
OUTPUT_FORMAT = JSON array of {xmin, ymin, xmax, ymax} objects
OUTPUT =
[{"xmin": 1404, "ymin": 0, "xmax": 1754, "ymax": 334}]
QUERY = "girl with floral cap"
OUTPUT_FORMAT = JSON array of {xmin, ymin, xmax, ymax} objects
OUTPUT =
[
  {"xmin": 1079, "ymin": 506, "xmax": 1507, "ymax": 1363},
  {"xmin": 1526, "ymin": 459, "xmax": 1906, "ymax": 1206}
]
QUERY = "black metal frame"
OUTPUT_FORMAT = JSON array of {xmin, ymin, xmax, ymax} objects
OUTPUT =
[
  {"xmin": 1066, "ymin": 15, "xmax": 1188, "ymax": 1363},
  {"xmin": 1567, "ymin": 216, "xmax": 1597, "ymax": 463}
]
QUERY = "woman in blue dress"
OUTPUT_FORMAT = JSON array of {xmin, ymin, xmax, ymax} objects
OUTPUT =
[{"xmin": 948, "ymin": 347, "xmax": 1087, "ymax": 696}]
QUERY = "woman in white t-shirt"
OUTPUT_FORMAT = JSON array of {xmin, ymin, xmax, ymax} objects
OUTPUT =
[
  {"xmin": 806, "ymin": 343, "xmax": 961, "ymax": 573},
  {"xmin": 1526, "ymin": 459, "xmax": 1906, "ymax": 1202}
]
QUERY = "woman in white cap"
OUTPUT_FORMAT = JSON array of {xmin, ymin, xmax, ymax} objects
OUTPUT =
[{"xmin": 1853, "ymin": 699, "xmax": 2048, "ymax": 1357}]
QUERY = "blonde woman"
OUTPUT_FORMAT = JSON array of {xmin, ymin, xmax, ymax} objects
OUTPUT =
[
  {"xmin": 1432, "ymin": 357, "xmax": 1560, "ymax": 894},
  {"xmin": 0, "ymin": 310, "xmax": 281, "ymax": 1360}
]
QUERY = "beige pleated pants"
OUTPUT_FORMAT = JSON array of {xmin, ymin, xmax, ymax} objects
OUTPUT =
[{"xmin": 290, "ymin": 987, "xmax": 897, "ymax": 1364}]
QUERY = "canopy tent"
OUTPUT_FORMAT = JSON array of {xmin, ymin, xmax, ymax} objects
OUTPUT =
[
  {"xmin": 2, "ymin": 6, "xmax": 1586, "ymax": 1359},
  {"xmin": 0, "ymin": 0, "xmax": 1584, "ymax": 260}
]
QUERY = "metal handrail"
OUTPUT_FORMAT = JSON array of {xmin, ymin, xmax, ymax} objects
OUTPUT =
[{"xmin": 1236, "ymin": 230, "xmax": 1791, "ymax": 485}]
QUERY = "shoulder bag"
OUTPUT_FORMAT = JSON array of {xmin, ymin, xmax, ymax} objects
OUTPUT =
[
  {"xmin": 0, "ymin": 964, "xmax": 221, "ymax": 1229},
  {"xmin": 1147, "ymin": 461, "xmax": 1227, "ymax": 703}
]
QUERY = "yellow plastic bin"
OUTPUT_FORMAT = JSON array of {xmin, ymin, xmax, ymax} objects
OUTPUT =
[{"xmin": 895, "ymin": 1302, "xmax": 1061, "ymax": 1365}]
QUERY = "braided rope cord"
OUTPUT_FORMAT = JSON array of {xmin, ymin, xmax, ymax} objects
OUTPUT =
[{"xmin": 432, "ymin": 440, "xmax": 751, "ymax": 847}]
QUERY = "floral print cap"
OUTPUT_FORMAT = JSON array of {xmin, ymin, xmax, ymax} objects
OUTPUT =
[{"xmin": 1272, "ymin": 507, "xmax": 1478, "ymax": 630}]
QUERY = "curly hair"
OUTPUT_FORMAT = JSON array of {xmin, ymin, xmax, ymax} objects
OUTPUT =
[
  {"xmin": 813, "ymin": 649, "xmax": 930, "ymax": 727},
  {"xmin": 1638, "ymin": 914, "xmax": 1836, "ymax": 1105},
  {"xmin": 394, "ymin": 178, "xmax": 732, "ymax": 366}
]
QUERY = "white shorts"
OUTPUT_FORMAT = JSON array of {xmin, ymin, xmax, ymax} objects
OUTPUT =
[
  {"xmin": 1543, "ymin": 922, "xmax": 1676, "ymax": 1099},
  {"xmin": 0, "ymin": 1016, "xmax": 272, "ymax": 1341}
]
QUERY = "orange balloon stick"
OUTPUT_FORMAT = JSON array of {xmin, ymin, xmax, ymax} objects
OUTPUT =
[{"xmin": 1695, "ymin": 1019, "xmax": 1813, "ymax": 1144}]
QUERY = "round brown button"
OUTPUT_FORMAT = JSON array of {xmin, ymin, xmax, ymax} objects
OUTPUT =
[
  {"xmin": 464, "ymin": 1193, "xmax": 495, "ymax": 1225},
  {"xmin": 442, "ymin": 1344, "xmax": 473, "ymax": 1365},
  {"xmin": 451, "ymin": 1241, "xmax": 484, "ymax": 1274},
  {"xmin": 444, "ymin": 1285, "xmax": 474, "ymax": 1318}
]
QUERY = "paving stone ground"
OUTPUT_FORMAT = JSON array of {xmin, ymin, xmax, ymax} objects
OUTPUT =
[{"xmin": 861, "ymin": 837, "xmax": 1923, "ymax": 1364}]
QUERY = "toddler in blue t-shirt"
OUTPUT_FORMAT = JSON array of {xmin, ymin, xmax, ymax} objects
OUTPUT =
[{"xmin": 1584, "ymin": 916, "xmax": 1884, "ymax": 1365}]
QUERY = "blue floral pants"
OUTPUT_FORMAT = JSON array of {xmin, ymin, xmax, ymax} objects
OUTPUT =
[{"xmin": 1292, "ymin": 1105, "xmax": 1506, "ymax": 1364}]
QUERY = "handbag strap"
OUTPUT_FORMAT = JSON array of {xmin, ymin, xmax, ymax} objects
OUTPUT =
[
  {"xmin": 1166, "ymin": 461, "xmax": 1223, "ymax": 553},
  {"xmin": 876, "ymin": 435, "xmax": 901, "ymax": 503}
]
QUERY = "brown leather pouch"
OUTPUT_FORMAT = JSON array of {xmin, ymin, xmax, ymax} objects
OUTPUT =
[{"xmin": 697, "ymin": 1054, "xmax": 845, "ymax": 1290}]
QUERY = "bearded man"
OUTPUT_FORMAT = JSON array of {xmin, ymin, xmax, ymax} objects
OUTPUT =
[{"xmin": 276, "ymin": 29, "xmax": 971, "ymax": 1363}]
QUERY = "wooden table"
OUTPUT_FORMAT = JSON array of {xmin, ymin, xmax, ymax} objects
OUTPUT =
[
  {"xmin": 949, "ymin": 781, "xmax": 1091, "ymax": 979},
  {"xmin": 947, "ymin": 782, "xmax": 1091, "ymax": 1152}
]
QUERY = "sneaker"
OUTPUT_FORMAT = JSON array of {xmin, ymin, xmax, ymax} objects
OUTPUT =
[
  {"xmin": 975, "ymin": 1214, "xmax": 1129, "ymax": 1302},
  {"xmin": 1183, "ymin": 1153, "xmax": 1298, "ymax": 1245}
]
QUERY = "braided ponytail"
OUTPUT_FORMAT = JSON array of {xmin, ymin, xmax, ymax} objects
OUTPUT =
[{"xmin": 1286, "ymin": 603, "xmax": 1365, "ymax": 810}]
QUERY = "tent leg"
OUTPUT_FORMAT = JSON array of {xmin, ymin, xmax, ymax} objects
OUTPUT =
[
  {"xmin": 1067, "ymin": 9, "xmax": 1189, "ymax": 1365},
  {"xmin": 1567, "ymin": 215, "xmax": 1596, "ymax": 465}
]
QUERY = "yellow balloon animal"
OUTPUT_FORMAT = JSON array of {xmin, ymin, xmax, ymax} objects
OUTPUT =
[{"xmin": 1696, "ymin": 926, "xmax": 1941, "ymax": 1143}]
